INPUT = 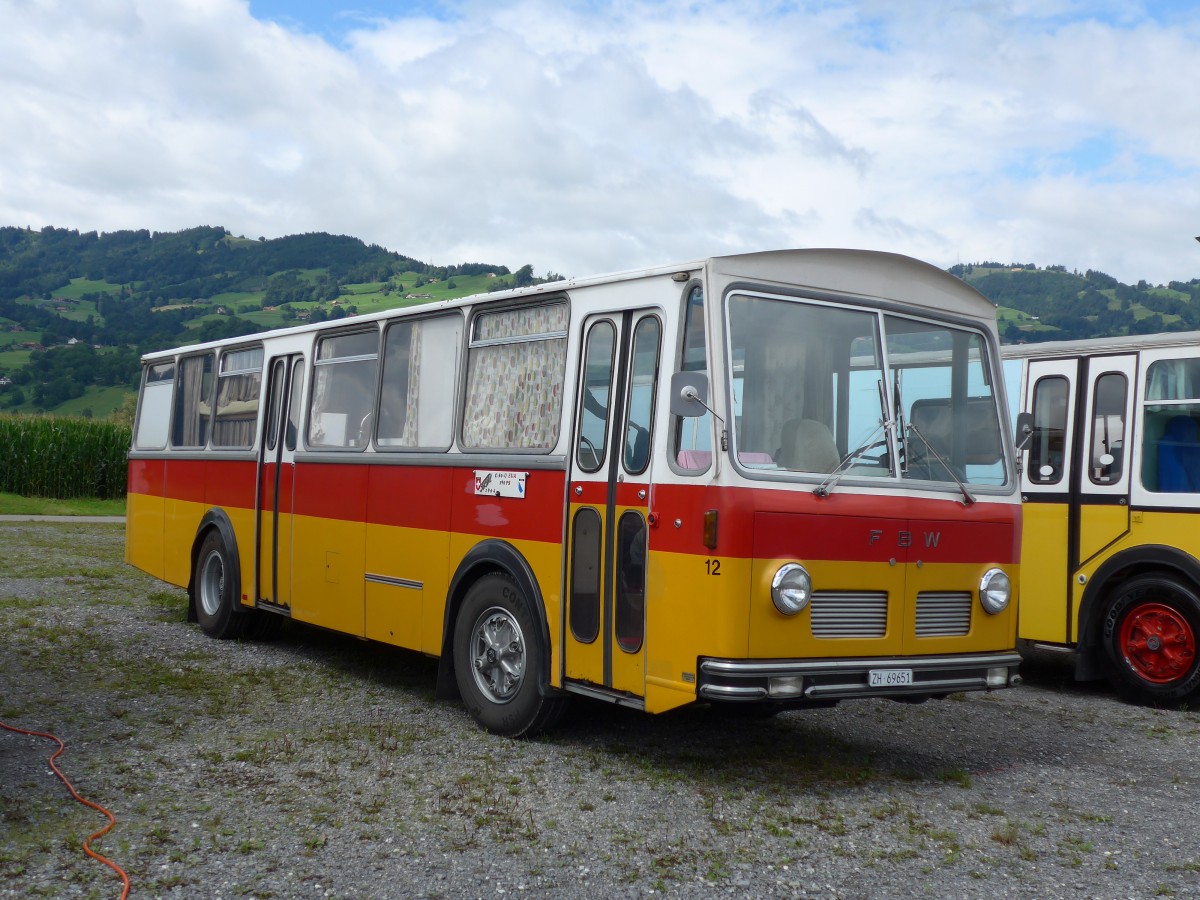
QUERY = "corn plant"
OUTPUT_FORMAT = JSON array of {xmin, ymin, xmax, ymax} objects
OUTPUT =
[{"xmin": 0, "ymin": 414, "xmax": 131, "ymax": 499}]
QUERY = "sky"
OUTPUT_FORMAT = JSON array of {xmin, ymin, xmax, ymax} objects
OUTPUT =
[{"xmin": 3, "ymin": 0, "xmax": 1200, "ymax": 285}]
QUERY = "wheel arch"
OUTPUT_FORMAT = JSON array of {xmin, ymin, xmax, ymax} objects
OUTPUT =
[
  {"xmin": 187, "ymin": 508, "xmax": 242, "ymax": 623},
  {"xmin": 1076, "ymin": 544, "xmax": 1200, "ymax": 679},
  {"xmin": 434, "ymin": 539, "xmax": 553, "ymax": 702}
]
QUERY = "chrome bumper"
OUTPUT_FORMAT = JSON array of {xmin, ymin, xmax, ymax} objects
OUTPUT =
[{"xmin": 697, "ymin": 652, "xmax": 1023, "ymax": 702}]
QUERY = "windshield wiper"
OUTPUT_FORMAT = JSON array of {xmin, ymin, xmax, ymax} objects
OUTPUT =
[
  {"xmin": 814, "ymin": 379, "xmax": 894, "ymax": 498},
  {"xmin": 905, "ymin": 421, "xmax": 976, "ymax": 506}
]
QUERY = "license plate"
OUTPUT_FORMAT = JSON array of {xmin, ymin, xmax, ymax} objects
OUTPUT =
[{"xmin": 869, "ymin": 668, "xmax": 913, "ymax": 687}]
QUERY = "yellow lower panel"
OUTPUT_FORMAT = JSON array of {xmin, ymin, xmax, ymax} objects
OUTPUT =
[
  {"xmin": 291, "ymin": 514, "xmax": 366, "ymax": 635},
  {"xmin": 125, "ymin": 492, "xmax": 166, "ymax": 580},
  {"xmin": 130, "ymin": 496, "xmax": 256, "ymax": 608},
  {"xmin": 363, "ymin": 522, "xmax": 452, "ymax": 654},
  {"xmin": 642, "ymin": 549, "xmax": 752, "ymax": 708},
  {"xmin": 1077, "ymin": 504, "xmax": 1130, "ymax": 567},
  {"xmin": 1018, "ymin": 501, "xmax": 1070, "ymax": 644}
]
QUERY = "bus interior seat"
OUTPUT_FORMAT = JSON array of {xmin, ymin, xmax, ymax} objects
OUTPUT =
[
  {"xmin": 777, "ymin": 418, "xmax": 841, "ymax": 474},
  {"xmin": 1091, "ymin": 413, "xmax": 1124, "ymax": 482},
  {"xmin": 676, "ymin": 449, "xmax": 712, "ymax": 469},
  {"xmin": 1156, "ymin": 415, "xmax": 1200, "ymax": 492}
]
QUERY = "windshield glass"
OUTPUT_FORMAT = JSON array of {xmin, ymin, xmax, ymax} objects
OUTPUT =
[{"xmin": 726, "ymin": 294, "xmax": 1007, "ymax": 488}]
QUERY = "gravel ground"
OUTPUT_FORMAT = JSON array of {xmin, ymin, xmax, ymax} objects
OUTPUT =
[{"xmin": 2, "ymin": 521, "xmax": 1199, "ymax": 899}]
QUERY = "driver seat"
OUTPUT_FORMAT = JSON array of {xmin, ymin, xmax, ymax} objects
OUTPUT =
[{"xmin": 778, "ymin": 418, "xmax": 841, "ymax": 473}]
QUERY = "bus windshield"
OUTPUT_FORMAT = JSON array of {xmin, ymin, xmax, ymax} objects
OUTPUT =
[{"xmin": 727, "ymin": 293, "xmax": 1007, "ymax": 487}]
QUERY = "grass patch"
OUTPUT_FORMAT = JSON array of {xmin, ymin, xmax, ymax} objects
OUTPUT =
[{"xmin": 0, "ymin": 492, "xmax": 125, "ymax": 516}]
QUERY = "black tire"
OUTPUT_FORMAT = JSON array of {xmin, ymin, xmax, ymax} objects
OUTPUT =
[
  {"xmin": 1102, "ymin": 575, "xmax": 1200, "ymax": 704},
  {"xmin": 452, "ymin": 573, "xmax": 566, "ymax": 737},
  {"xmin": 191, "ymin": 530, "xmax": 248, "ymax": 640}
]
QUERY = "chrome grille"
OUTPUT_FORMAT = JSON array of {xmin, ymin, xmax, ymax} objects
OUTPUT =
[
  {"xmin": 916, "ymin": 592, "xmax": 972, "ymax": 637},
  {"xmin": 810, "ymin": 592, "xmax": 888, "ymax": 638}
]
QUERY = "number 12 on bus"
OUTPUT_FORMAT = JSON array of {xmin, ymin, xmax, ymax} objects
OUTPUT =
[{"xmin": 126, "ymin": 249, "xmax": 1023, "ymax": 736}]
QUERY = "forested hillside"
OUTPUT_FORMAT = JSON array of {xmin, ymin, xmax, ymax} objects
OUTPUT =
[
  {"xmin": 0, "ymin": 225, "xmax": 538, "ymax": 416},
  {"xmin": 3, "ymin": 225, "xmax": 1200, "ymax": 418},
  {"xmin": 953, "ymin": 262, "xmax": 1200, "ymax": 343}
]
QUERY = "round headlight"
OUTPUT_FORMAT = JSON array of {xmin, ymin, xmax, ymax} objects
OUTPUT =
[
  {"xmin": 979, "ymin": 568, "xmax": 1012, "ymax": 615},
  {"xmin": 772, "ymin": 563, "xmax": 812, "ymax": 616}
]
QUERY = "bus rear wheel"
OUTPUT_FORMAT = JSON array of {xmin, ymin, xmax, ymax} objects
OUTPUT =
[
  {"xmin": 1102, "ymin": 575, "xmax": 1200, "ymax": 704},
  {"xmin": 452, "ymin": 574, "xmax": 564, "ymax": 737},
  {"xmin": 192, "ymin": 530, "xmax": 247, "ymax": 640}
]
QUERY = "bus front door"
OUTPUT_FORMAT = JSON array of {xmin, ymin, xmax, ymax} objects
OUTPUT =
[
  {"xmin": 255, "ymin": 353, "xmax": 304, "ymax": 612},
  {"xmin": 565, "ymin": 310, "xmax": 662, "ymax": 703},
  {"xmin": 1018, "ymin": 357, "xmax": 1079, "ymax": 644}
]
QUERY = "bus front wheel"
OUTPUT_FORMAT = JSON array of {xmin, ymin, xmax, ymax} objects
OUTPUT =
[
  {"xmin": 1102, "ymin": 575, "xmax": 1200, "ymax": 704},
  {"xmin": 192, "ymin": 530, "xmax": 247, "ymax": 640},
  {"xmin": 452, "ymin": 574, "xmax": 564, "ymax": 737}
]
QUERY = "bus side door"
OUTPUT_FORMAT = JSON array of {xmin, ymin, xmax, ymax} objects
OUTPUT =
[
  {"xmin": 1018, "ymin": 357, "xmax": 1078, "ymax": 644},
  {"xmin": 1075, "ymin": 356, "xmax": 1136, "ymax": 573},
  {"xmin": 565, "ymin": 310, "xmax": 661, "ymax": 701},
  {"xmin": 256, "ymin": 353, "xmax": 304, "ymax": 612}
]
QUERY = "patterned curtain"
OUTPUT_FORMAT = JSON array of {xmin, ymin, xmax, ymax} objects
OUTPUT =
[{"xmin": 462, "ymin": 302, "xmax": 568, "ymax": 450}]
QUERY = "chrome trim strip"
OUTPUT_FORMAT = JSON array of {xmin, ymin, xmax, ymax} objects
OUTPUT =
[
  {"xmin": 296, "ymin": 451, "xmax": 569, "ymax": 469},
  {"xmin": 698, "ymin": 684, "xmax": 769, "ymax": 700},
  {"xmin": 802, "ymin": 675, "xmax": 989, "ymax": 699},
  {"xmin": 364, "ymin": 573, "xmax": 423, "ymax": 590},
  {"xmin": 699, "ymin": 652, "xmax": 1022, "ymax": 677}
]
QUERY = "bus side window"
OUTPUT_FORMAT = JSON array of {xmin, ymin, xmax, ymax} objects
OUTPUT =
[
  {"xmin": 1089, "ymin": 372, "xmax": 1126, "ymax": 485},
  {"xmin": 462, "ymin": 302, "xmax": 568, "ymax": 451},
  {"xmin": 171, "ymin": 353, "xmax": 214, "ymax": 449},
  {"xmin": 1029, "ymin": 375, "xmax": 1068, "ymax": 483},
  {"xmin": 308, "ymin": 331, "xmax": 379, "ymax": 450},
  {"xmin": 576, "ymin": 320, "xmax": 615, "ymax": 473},
  {"xmin": 135, "ymin": 361, "xmax": 174, "ymax": 450},
  {"xmin": 1142, "ymin": 358, "xmax": 1200, "ymax": 492},
  {"xmin": 672, "ymin": 286, "xmax": 711, "ymax": 471},
  {"xmin": 212, "ymin": 346, "xmax": 264, "ymax": 450},
  {"xmin": 623, "ymin": 316, "xmax": 660, "ymax": 475}
]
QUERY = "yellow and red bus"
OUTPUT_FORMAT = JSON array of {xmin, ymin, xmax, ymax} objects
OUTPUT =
[
  {"xmin": 1004, "ymin": 332, "xmax": 1200, "ymax": 704},
  {"xmin": 126, "ymin": 249, "xmax": 1022, "ymax": 735}
]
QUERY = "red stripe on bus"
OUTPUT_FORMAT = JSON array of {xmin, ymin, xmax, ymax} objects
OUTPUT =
[
  {"xmin": 567, "ymin": 481, "xmax": 649, "ymax": 508},
  {"xmin": 647, "ymin": 484, "xmax": 1019, "ymax": 563},
  {"xmin": 127, "ymin": 458, "xmax": 166, "ymax": 496},
  {"xmin": 450, "ymin": 470, "xmax": 567, "ymax": 543}
]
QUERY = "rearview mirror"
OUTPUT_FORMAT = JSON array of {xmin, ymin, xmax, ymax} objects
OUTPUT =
[
  {"xmin": 1014, "ymin": 412, "xmax": 1034, "ymax": 452},
  {"xmin": 670, "ymin": 372, "xmax": 709, "ymax": 418}
]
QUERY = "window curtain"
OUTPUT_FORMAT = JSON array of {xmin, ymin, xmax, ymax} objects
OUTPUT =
[
  {"xmin": 462, "ymin": 337, "xmax": 566, "ymax": 449},
  {"xmin": 212, "ymin": 372, "xmax": 261, "ymax": 448},
  {"xmin": 172, "ymin": 356, "xmax": 212, "ymax": 447},
  {"xmin": 400, "ymin": 322, "xmax": 422, "ymax": 446}
]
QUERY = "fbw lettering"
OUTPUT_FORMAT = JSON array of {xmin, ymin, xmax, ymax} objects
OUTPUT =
[{"xmin": 867, "ymin": 529, "xmax": 941, "ymax": 548}]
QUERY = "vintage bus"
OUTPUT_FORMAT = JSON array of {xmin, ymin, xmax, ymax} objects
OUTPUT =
[
  {"xmin": 1004, "ymin": 333, "xmax": 1200, "ymax": 704},
  {"xmin": 126, "ymin": 249, "xmax": 1022, "ymax": 736}
]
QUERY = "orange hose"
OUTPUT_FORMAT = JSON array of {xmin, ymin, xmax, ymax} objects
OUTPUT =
[{"xmin": 0, "ymin": 721, "xmax": 130, "ymax": 899}]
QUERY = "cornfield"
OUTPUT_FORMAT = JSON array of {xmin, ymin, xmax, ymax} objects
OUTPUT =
[{"xmin": 0, "ymin": 414, "xmax": 131, "ymax": 500}]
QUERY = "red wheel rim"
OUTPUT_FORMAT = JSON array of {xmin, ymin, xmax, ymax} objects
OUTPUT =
[{"xmin": 1119, "ymin": 602, "xmax": 1197, "ymax": 685}]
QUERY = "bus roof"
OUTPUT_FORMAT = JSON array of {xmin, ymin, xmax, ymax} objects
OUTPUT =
[
  {"xmin": 709, "ymin": 248, "xmax": 997, "ymax": 323},
  {"xmin": 138, "ymin": 248, "xmax": 995, "ymax": 362},
  {"xmin": 1001, "ymin": 330, "xmax": 1200, "ymax": 361}
]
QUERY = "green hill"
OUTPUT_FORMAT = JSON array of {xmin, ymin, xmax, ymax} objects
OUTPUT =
[
  {"xmin": 0, "ymin": 225, "xmax": 549, "ymax": 416},
  {"xmin": 952, "ymin": 262, "xmax": 1200, "ymax": 343}
]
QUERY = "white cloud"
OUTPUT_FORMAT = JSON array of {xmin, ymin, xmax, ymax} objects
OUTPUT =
[{"xmin": 1, "ymin": 0, "xmax": 1199, "ymax": 283}]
